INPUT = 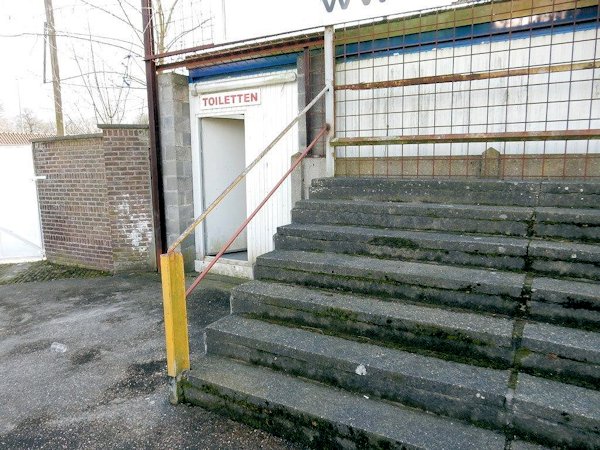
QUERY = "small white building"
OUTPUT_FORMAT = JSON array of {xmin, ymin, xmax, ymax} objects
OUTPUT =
[{"xmin": 0, "ymin": 133, "xmax": 46, "ymax": 263}]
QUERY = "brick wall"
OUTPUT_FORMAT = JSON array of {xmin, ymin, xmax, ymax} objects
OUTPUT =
[
  {"xmin": 32, "ymin": 125, "xmax": 155, "ymax": 272},
  {"xmin": 101, "ymin": 126, "xmax": 155, "ymax": 271}
]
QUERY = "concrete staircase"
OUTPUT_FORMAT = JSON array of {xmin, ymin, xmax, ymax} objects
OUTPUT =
[{"xmin": 183, "ymin": 178, "xmax": 600, "ymax": 449}]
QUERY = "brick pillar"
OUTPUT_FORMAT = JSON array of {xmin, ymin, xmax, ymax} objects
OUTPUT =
[
  {"xmin": 100, "ymin": 125, "xmax": 156, "ymax": 271},
  {"xmin": 158, "ymin": 73, "xmax": 195, "ymax": 270}
]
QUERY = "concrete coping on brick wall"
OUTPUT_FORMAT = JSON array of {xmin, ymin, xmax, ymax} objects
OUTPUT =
[
  {"xmin": 97, "ymin": 124, "xmax": 149, "ymax": 130},
  {"xmin": 31, "ymin": 133, "xmax": 103, "ymax": 144}
]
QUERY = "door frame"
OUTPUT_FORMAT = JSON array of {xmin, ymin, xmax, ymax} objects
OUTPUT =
[
  {"xmin": 198, "ymin": 114, "xmax": 247, "ymax": 257},
  {"xmin": 193, "ymin": 108, "xmax": 248, "ymax": 260}
]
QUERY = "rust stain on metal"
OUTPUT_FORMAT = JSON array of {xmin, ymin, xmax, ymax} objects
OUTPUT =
[
  {"xmin": 331, "ymin": 130, "xmax": 600, "ymax": 146},
  {"xmin": 336, "ymin": 61, "xmax": 600, "ymax": 91}
]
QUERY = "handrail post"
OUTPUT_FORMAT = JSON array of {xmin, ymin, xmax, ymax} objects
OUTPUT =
[{"xmin": 160, "ymin": 251, "xmax": 190, "ymax": 403}]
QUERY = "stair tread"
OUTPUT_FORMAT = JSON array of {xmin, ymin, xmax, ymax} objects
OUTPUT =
[
  {"xmin": 529, "ymin": 240, "xmax": 600, "ymax": 261},
  {"xmin": 522, "ymin": 321, "xmax": 600, "ymax": 364},
  {"xmin": 515, "ymin": 373, "xmax": 600, "ymax": 424},
  {"xmin": 187, "ymin": 355, "xmax": 506, "ymax": 449},
  {"xmin": 279, "ymin": 223, "xmax": 529, "ymax": 255},
  {"xmin": 234, "ymin": 280, "xmax": 515, "ymax": 346},
  {"xmin": 535, "ymin": 207, "xmax": 600, "ymax": 223},
  {"xmin": 296, "ymin": 198, "xmax": 534, "ymax": 220},
  {"xmin": 257, "ymin": 250, "xmax": 525, "ymax": 297},
  {"xmin": 531, "ymin": 277, "xmax": 600, "ymax": 303},
  {"xmin": 208, "ymin": 315, "xmax": 510, "ymax": 404}
]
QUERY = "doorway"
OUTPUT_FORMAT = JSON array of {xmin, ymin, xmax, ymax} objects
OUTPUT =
[{"xmin": 200, "ymin": 117, "xmax": 247, "ymax": 260}]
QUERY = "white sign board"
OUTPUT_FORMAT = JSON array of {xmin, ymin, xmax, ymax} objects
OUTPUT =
[
  {"xmin": 199, "ymin": 90, "xmax": 261, "ymax": 109},
  {"xmin": 212, "ymin": 0, "xmax": 455, "ymax": 44}
]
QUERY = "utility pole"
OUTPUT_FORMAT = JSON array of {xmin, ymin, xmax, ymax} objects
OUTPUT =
[{"xmin": 43, "ymin": 0, "xmax": 65, "ymax": 136}]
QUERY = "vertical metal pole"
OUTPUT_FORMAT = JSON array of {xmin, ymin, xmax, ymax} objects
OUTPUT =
[
  {"xmin": 160, "ymin": 252, "xmax": 190, "ymax": 403},
  {"xmin": 141, "ymin": 0, "xmax": 166, "ymax": 268},
  {"xmin": 43, "ymin": 0, "xmax": 64, "ymax": 136},
  {"xmin": 324, "ymin": 26, "xmax": 335, "ymax": 177}
]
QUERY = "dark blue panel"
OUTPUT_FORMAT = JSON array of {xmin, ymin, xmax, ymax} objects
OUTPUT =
[
  {"xmin": 336, "ymin": 5, "xmax": 599, "ymax": 61},
  {"xmin": 189, "ymin": 53, "xmax": 299, "ymax": 83}
]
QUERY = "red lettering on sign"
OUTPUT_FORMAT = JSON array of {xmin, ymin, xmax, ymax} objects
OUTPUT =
[{"xmin": 201, "ymin": 91, "xmax": 260, "ymax": 108}]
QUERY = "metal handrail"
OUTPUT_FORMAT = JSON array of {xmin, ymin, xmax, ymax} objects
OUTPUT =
[
  {"xmin": 186, "ymin": 125, "xmax": 329, "ymax": 297},
  {"xmin": 167, "ymin": 85, "xmax": 330, "ymax": 254}
]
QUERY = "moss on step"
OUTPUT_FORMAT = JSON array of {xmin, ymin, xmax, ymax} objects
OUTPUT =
[{"xmin": 368, "ymin": 236, "xmax": 420, "ymax": 250}]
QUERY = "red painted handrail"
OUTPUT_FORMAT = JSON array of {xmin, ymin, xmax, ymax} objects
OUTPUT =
[{"xmin": 185, "ymin": 124, "xmax": 330, "ymax": 298}]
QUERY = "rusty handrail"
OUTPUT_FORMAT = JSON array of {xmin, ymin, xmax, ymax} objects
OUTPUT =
[
  {"xmin": 167, "ymin": 85, "xmax": 329, "ymax": 254},
  {"xmin": 185, "ymin": 125, "xmax": 330, "ymax": 298}
]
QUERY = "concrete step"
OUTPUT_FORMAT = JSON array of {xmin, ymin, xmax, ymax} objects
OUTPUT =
[
  {"xmin": 231, "ymin": 280, "xmax": 516, "ymax": 368},
  {"xmin": 310, "ymin": 177, "xmax": 600, "ymax": 209},
  {"xmin": 310, "ymin": 178, "xmax": 540, "ymax": 206},
  {"xmin": 184, "ymin": 356, "xmax": 507, "ymax": 449},
  {"xmin": 534, "ymin": 207, "xmax": 600, "ymax": 242},
  {"xmin": 530, "ymin": 277, "xmax": 600, "ymax": 331},
  {"xmin": 254, "ymin": 250, "xmax": 526, "ymax": 315},
  {"xmin": 529, "ymin": 240, "xmax": 600, "ymax": 281},
  {"xmin": 538, "ymin": 181, "xmax": 600, "ymax": 209},
  {"xmin": 519, "ymin": 320, "xmax": 600, "ymax": 390},
  {"xmin": 275, "ymin": 223, "xmax": 528, "ymax": 271},
  {"xmin": 513, "ymin": 373, "xmax": 600, "ymax": 449},
  {"xmin": 204, "ymin": 315, "xmax": 511, "ymax": 428},
  {"xmin": 292, "ymin": 199, "xmax": 533, "ymax": 237}
]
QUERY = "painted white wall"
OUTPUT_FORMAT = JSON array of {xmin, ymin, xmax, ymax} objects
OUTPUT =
[
  {"xmin": 211, "ymin": 0, "xmax": 455, "ymax": 44},
  {"xmin": 335, "ymin": 26, "xmax": 600, "ymax": 158},
  {"xmin": 190, "ymin": 71, "xmax": 299, "ymax": 269},
  {"xmin": 0, "ymin": 145, "xmax": 44, "ymax": 263}
]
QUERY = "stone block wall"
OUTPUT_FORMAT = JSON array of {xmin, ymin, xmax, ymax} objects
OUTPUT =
[
  {"xmin": 158, "ymin": 72, "xmax": 195, "ymax": 270},
  {"xmin": 32, "ymin": 125, "xmax": 155, "ymax": 272},
  {"xmin": 297, "ymin": 49, "xmax": 326, "ymax": 157}
]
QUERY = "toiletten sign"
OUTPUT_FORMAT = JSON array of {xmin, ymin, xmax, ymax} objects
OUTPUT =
[
  {"xmin": 199, "ymin": 90, "xmax": 261, "ymax": 109},
  {"xmin": 212, "ymin": 0, "xmax": 455, "ymax": 44}
]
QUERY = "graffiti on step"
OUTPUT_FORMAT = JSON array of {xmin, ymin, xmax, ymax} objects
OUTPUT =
[{"xmin": 322, "ymin": 0, "xmax": 387, "ymax": 13}]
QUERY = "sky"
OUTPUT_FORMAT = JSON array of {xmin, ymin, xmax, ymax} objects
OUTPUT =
[
  {"xmin": 0, "ymin": 0, "xmax": 151, "ymax": 130},
  {"xmin": 0, "ymin": 0, "xmax": 454, "ymax": 133}
]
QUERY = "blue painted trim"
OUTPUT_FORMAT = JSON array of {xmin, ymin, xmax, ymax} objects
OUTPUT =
[
  {"xmin": 337, "ymin": 5, "xmax": 599, "ymax": 61},
  {"xmin": 189, "ymin": 53, "xmax": 299, "ymax": 83},
  {"xmin": 188, "ymin": 6, "xmax": 598, "ymax": 83}
]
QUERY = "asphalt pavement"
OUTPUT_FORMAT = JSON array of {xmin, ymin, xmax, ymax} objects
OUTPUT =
[{"xmin": 0, "ymin": 270, "xmax": 301, "ymax": 450}]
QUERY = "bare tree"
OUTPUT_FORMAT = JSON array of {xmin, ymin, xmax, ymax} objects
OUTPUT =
[
  {"xmin": 18, "ymin": 109, "xmax": 55, "ymax": 134},
  {"xmin": 66, "ymin": 0, "xmax": 210, "ymax": 126}
]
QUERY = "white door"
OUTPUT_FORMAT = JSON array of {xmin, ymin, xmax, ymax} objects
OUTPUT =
[
  {"xmin": 0, "ymin": 145, "xmax": 44, "ymax": 262},
  {"xmin": 201, "ymin": 117, "xmax": 247, "ymax": 255}
]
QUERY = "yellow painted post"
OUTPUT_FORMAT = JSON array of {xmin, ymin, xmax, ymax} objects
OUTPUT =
[{"xmin": 160, "ymin": 252, "xmax": 190, "ymax": 378}]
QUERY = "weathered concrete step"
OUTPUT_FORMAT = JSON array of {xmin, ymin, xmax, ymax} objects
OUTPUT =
[
  {"xmin": 530, "ymin": 277, "xmax": 600, "ymax": 331},
  {"xmin": 275, "ymin": 223, "xmax": 528, "ymax": 271},
  {"xmin": 231, "ymin": 280, "xmax": 515, "ymax": 368},
  {"xmin": 538, "ymin": 181, "xmax": 600, "ymax": 209},
  {"xmin": 529, "ymin": 240, "xmax": 600, "ymax": 280},
  {"xmin": 205, "ymin": 315, "xmax": 511, "ymax": 428},
  {"xmin": 310, "ymin": 178, "xmax": 540, "ymax": 207},
  {"xmin": 184, "ymin": 356, "xmax": 507, "ymax": 449},
  {"xmin": 534, "ymin": 207, "xmax": 600, "ymax": 242},
  {"xmin": 293, "ymin": 199, "xmax": 532, "ymax": 237},
  {"xmin": 519, "ymin": 321, "xmax": 600, "ymax": 390},
  {"xmin": 513, "ymin": 374, "xmax": 600, "ymax": 449},
  {"xmin": 255, "ymin": 250, "xmax": 525, "ymax": 315},
  {"xmin": 310, "ymin": 177, "xmax": 600, "ymax": 209}
]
